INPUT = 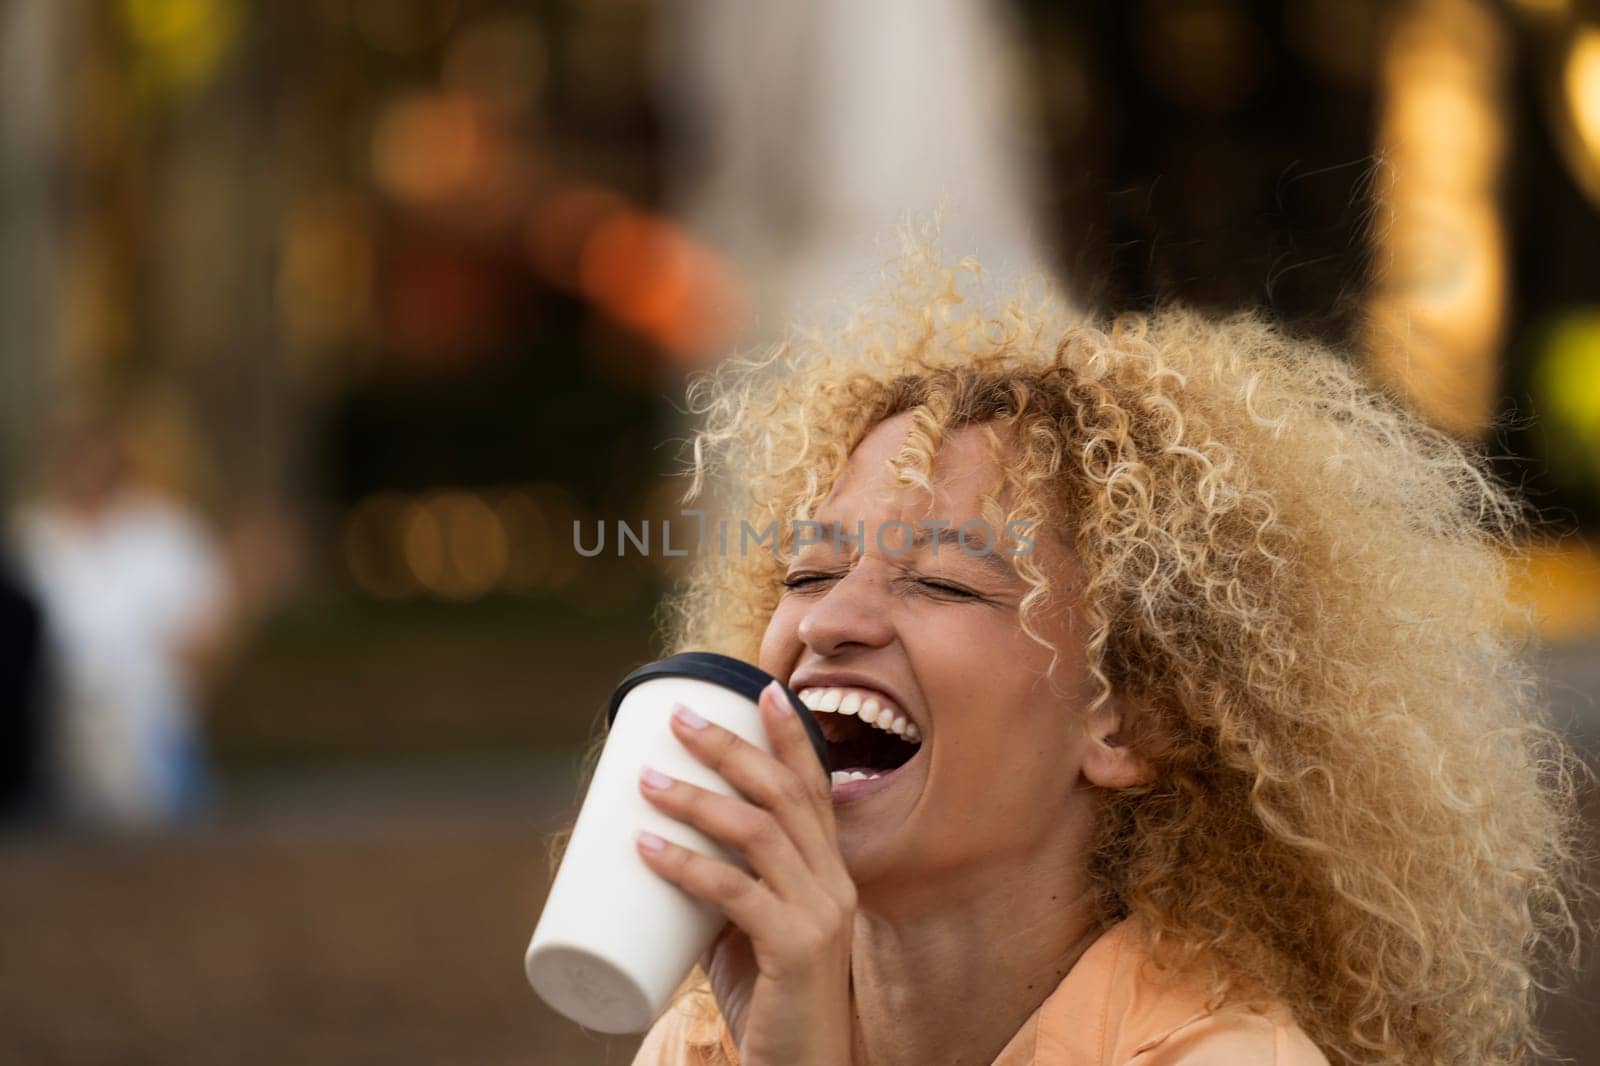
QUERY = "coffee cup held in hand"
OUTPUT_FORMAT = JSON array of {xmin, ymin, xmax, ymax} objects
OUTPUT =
[{"xmin": 525, "ymin": 652, "xmax": 831, "ymax": 1033}]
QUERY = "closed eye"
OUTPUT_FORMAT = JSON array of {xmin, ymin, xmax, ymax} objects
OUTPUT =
[
  {"xmin": 915, "ymin": 578, "xmax": 981, "ymax": 600},
  {"xmin": 782, "ymin": 572, "xmax": 838, "ymax": 590},
  {"xmin": 782, "ymin": 571, "xmax": 984, "ymax": 601}
]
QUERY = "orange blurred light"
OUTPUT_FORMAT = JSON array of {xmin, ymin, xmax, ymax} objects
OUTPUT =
[
  {"xmin": 1561, "ymin": 28, "xmax": 1600, "ymax": 207},
  {"xmin": 436, "ymin": 491, "xmax": 510, "ymax": 599},
  {"xmin": 1507, "ymin": 539, "xmax": 1600, "ymax": 641},
  {"xmin": 399, "ymin": 491, "xmax": 509, "ymax": 601},
  {"xmin": 401, "ymin": 497, "xmax": 448, "ymax": 594},
  {"xmin": 371, "ymin": 93, "xmax": 489, "ymax": 206},
  {"xmin": 578, "ymin": 211, "xmax": 744, "ymax": 363},
  {"xmin": 1386, "ymin": 65, "xmax": 1504, "ymax": 191},
  {"xmin": 1366, "ymin": 0, "xmax": 1507, "ymax": 438}
]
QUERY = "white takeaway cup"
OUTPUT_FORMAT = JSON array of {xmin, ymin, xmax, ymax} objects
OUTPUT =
[{"xmin": 525, "ymin": 651, "xmax": 832, "ymax": 1034}]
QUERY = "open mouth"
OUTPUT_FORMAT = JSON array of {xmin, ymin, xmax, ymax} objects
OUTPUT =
[
  {"xmin": 796, "ymin": 687, "xmax": 922, "ymax": 784},
  {"xmin": 821, "ymin": 712, "xmax": 919, "ymax": 776}
]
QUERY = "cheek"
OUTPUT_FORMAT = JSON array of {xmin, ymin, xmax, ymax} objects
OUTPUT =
[
  {"xmin": 911, "ymin": 622, "xmax": 1014, "ymax": 719},
  {"xmin": 917, "ymin": 614, "xmax": 1031, "ymax": 683},
  {"xmin": 918, "ymin": 621, "xmax": 1066, "ymax": 737}
]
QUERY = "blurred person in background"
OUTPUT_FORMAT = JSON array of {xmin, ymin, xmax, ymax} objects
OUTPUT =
[
  {"xmin": 659, "ymin": 0, "xmax": 1049, "ymax": 338},
  {"xmin": 11, "ymin": 399, "xmax": 234, "ymax": 829}
]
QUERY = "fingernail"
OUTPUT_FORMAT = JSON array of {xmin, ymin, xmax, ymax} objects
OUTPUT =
[
  {"xmin": 640, "ymin": 765, "xmax": 673, "ymax": 790},
  {"xmin": 636, "ymin": 829, "xmax": 666, "ymax": 852},
  {"xmin": 673, "ymin": 703, "xmax": 708, "ymax": 729},
  {"xmin": 764, "ymin": 680, "xmax": 793, "ymax": 714}
]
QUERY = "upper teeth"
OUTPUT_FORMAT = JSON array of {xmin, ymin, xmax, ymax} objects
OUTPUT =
[{"xmin": 796, "ymin": 687, "xmax": 921, "ymax": 743}]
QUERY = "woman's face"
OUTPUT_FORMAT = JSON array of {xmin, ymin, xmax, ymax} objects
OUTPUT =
[{"xmin": 758, "ymin": 411, "xmax": 1150, "ymax": 901}]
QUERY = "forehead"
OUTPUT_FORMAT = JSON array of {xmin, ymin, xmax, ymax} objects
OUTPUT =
[{"xmin": 819, "ymin": 410, "xmax": 1009, "ymax": 521}]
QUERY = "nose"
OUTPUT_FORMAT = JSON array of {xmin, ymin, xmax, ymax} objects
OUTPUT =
[{"xmin": 795, "ymin": 567, "xmax": 895, "ymax": 656}]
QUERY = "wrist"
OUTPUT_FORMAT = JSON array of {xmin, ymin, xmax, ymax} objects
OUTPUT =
[
  {"xmin": 742, "ymin": 976, "xmax": 854, "ymax": 1066},
  {"xmin": 803, "ymin": 976, "xmax": 855, "ymax": 1065}
]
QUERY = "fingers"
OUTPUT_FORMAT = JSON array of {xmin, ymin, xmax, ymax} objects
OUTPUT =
[
  {"xmin": 638, "ymin": 764, "xmax": 814, "ymax": 901},
  {"xmin": 634, "ymin": 827, "xmax": 788, "ymax": 939},
  {"xmin": 756, "ymin": 681, "xmax": 835, "ymax": 809},
  {"xmin": 666, "ymin": 695, "xmax": 839, "ymax": 874}
]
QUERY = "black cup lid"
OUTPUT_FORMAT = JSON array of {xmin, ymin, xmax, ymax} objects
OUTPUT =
[{"xmin": 607, "ymin": 652, "xmax": 831, "ymax": 774}]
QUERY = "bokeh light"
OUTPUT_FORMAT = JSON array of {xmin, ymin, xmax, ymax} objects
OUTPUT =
[
  {"xmin": 119, "ymin": 0, "xmax": 239, "ymax": 96},
  {"xmin": 1531, "ymin": 311, "xmax": 1600, "ymax": 490},
  {"xmin": 1559, "ymin": 26, "xmax": 1600, "ymax": 208},
  {"xmin": 371, "ymin": 93, "xmax": 491, "ymax": 208},
  {"xmin": 1366, "ymin": 0, "xmax": 1507, "ymax": 438},
  {"xmin": 577, "ymin": 211, "xmax": 744, "ymax": 364}
]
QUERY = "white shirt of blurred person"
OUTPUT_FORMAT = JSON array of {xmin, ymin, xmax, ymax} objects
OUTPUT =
[{"xmin": 13, "ymin": 408, "xmax": 229, "ymax": 828}]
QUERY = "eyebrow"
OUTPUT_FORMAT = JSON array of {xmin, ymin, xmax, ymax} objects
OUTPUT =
[{"xmin": 801, "ymin": 519, "xmax": 1024, "ymax": 582}]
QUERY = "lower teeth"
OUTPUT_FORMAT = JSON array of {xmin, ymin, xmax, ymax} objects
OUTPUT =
[{"xmin": 830, "ymin": 769, "xmax": 883, "ymax": 785}]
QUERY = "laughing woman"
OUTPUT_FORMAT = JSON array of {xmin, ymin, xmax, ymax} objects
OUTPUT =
[{"xmin": 573, "ymin": 244, "xmax": 1593, "ymax": 1065}]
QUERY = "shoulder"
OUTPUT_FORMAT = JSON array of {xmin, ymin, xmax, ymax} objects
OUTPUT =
[
  {"xmin": 1035, "ymin": 917, "xmax": 1329, "ymax": 1066},
  {"xmin": 630, "ymin": 983, "xmax": 738, "ymax": 1066},
  {"xmin": 1120, "ymin": 1003, "xmax": 1330, "ymax": 1065}
]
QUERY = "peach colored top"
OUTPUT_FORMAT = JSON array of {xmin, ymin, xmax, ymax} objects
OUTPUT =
[{"xmin": 629, "ymin": 916, "xmax": 1330, "ymax": 1065}]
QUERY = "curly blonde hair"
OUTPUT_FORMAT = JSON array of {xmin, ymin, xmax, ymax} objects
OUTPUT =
[{"xmin": 552, "ymin": 237, "xmax": 1597, "ymax": 1064}]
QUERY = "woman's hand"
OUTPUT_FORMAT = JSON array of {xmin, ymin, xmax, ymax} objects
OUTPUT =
[{"xmin": 634, "ymin": 680, "xmax": 856, "ymax": 1066}]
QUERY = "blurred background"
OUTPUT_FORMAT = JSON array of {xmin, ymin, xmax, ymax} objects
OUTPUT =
[{"xmin": 0, "ymin": 0, "xmax": 1597, "ymax": 1062}]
